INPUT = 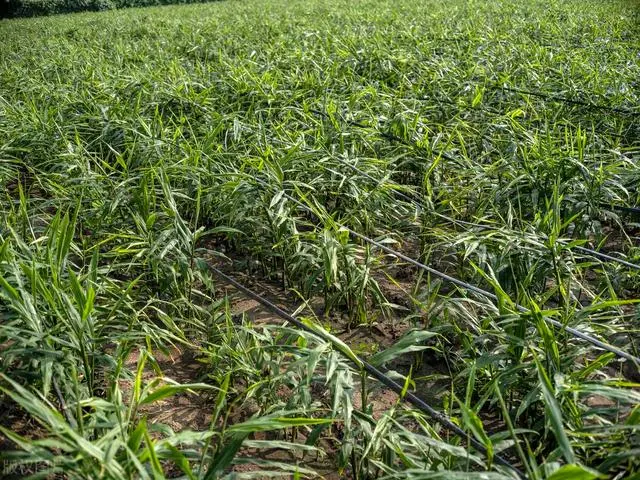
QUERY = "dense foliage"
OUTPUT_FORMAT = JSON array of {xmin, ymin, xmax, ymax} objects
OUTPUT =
[
  {"xmin": 1, "ymin": 0, "xmax": 217, "ymax": 18},
  {"xmin": 0, "ymin": 0, "xmax": 639, "ymax": 478}
]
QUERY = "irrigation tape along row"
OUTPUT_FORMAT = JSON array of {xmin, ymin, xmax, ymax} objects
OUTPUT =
[
  {"xmin": 251, "ymin": 176, "xmax": 640, "ymax": 366},
  {"xmin": 572, "ymin": 246, "xmax": 640, "ymax": 271},
  {"xmin": 406, "ymin": 91, "xmax": 634, "ymax": 139},
  {"xmin": 407, "ymin": 83, "xmax": 640, "ymax": 117},
  {"xmin": 427, "ymin": 35, "xmax": 640, "ymax": 52},
  {"xmin": 329, "ymin": 154, "xmax": 640, "ymax": 271},
  {"xmin": 309, "ymin": 109, "xmax": 640, "ymax": 271},
  {"xmin": 606, "ymin": 204, "xmax": 640, "ymax": 216},
  {"xmin": 208, "ymin": 265, "xmax": 525, "ymax": 479},
  {"xmin": 493, "ymin": 85, "xmax": 640, "ymax": 117}
]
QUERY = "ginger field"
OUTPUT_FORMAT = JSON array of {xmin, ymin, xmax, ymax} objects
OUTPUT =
[{"xmin": 1, "ymin": 0, "xmax": 640, "ymax": 478}]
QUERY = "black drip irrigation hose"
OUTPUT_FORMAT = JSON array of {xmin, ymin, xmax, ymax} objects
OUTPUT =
[
  {"xmin": 493, "ymin": 85, "xmax": 640, "ymax": 117},
  {"xmin": 427, "ymin": 35, "xmax": 640, "ymax": 52},
  {"xmin": 605, "ymin": 204, "xmax": 640, "ymax": 216},
  {"xmin": 310, "ymin": 109, "xmax": 640, "ymax": 271},
  {"xmin": 494, "ymin": 38, "xmax": 640, "ymax": 51},
  {"xmin": 209, "ymin": 265, "xmax": 525, "ymax": 479},
  {"xmin": 572, "ymin": 246, "xmax": 640, "ymax": 271},
  {"xmin": 330, "ymin": 157, "xmax": 640, "ymax": 271},
  {"xmin": 401, "ymin": 92, "xmax": 633, "ymax": 140},
  {"xmin": 251, "ymin": 176, "xmax": 640, "ymax": 366}
]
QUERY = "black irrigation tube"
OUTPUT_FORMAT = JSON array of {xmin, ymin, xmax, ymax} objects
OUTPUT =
[
  {"xmin": 426, "ymin": 35, "xmax": 640, "ymax": 52},
  {"xmin": 492, "ymin": 85, "xmax": 640, "ymax": 117},
  {"xmin": 400, "ymin": 92, "xmax": 634, "ymax": 140},
  {"xmin": 572, "ymin": 246, "xmax": 640, "ymax": 270},
  {"xmin": 252, "ymin": 176, "xmax": 640, "ymax": 366},
  {"xmin": 490, "ymin": 38, "xmax": 640, "ymax": 51},
  {"xmin": 310, "ymin": 109, "xmax": 640, "ymax": 271},
  {"xmin": 605, "ymin": 204, "xmax": 640, "ymax": 216},
  {"xmin": 328, "ymin": 156, "xmax": 640, "ymax": 272},
  {"xmin": 209, "ymin": 264, "xmax": 525, "ymax": 478}
]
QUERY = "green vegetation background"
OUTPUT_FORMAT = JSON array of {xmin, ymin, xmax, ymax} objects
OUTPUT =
[{"xmin": 2, "ymin": 0, "xmax": 219, "ymax": 18}]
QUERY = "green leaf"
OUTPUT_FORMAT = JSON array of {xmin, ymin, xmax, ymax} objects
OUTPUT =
[
  {"xmin": 127, "ymin": 418, "xmax": 148, "ymax": 453},
  {"xmin": 204, "ymin": 433, "xmax": 248, "ymax": 480},
  {"xmin": 0, "ymin": 273, "xmax": 20, "ymax": 300},
  {"xmin": 627, "ymin": 404, "xmax": 640, "ymax": 425},
  {"xmin": 228, "ymin": 415, "xmax": 332, "ymax": 434},
  {"xmin": 143, "ymin": 425, "xmax": 164, "ymax": 480},
  {"xmin": 140, "ymin": 383, "xmax": 216, "ymax": 406},
  {"xmin": 161, "ymin": 444, "xmax": 196, "ymax": 480},
  {"xmin": 546, "ymin": 464, "xmax": 605, "ymax": 480},
  {"xmin": 300, "ymin": 317, "xmax": 363, "ymax": 369},
  {"xmin": 456, "ymin": 396, "xmax": 493, "ymax": 467},
  {"xmin": 472, "ymin": 86, "xmax": 484, "ymax": 107},
  {"xmin": 534, "ymin": 355, "xmax": 575, "ymax": 464},
  {"xmin": 369, "ymin": 330, "xmax": 437, "ymax": 367}
]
